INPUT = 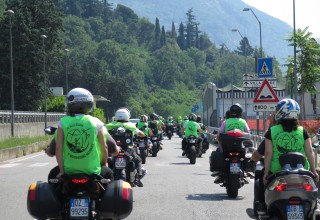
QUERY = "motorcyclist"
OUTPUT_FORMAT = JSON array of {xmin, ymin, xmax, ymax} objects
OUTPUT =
[
  {"xmin": 157, "ymin": 116, "xmax": 164, "ymax": 142},
  {"xmin": 263, "ymin": 98, "xmax": 319, "ymax": 185},
  {"xmin": 181, "ymin": 113, "xmax": 202, "ymax": 156},
  {"xmin": 136, "ymin": 114, "xmax": 152, "ymax": 149},
  {"xmin": 55, "ymin": 88, "xmax": 111, "ymax": 179},
  {"xmin": 217, "ymin": 103, "xmax": 250, "ymax": 151},
  {"xmin": 181, "ymin": 116, "xmax": 189, "ymax": 135},
  {"xmin": 149, "ymin": 113, "xmax": 163, "ymax": 149},
  {"xmin": 212, "ymin": 105, "xmax": 250, "ymax": 183},
  {"xmin": 45, "ymin": 125, "xmax": 119, "ymax": 181},
  {"xmin": 196, "ymin": 115, "xmax": 208, "ymax": 153},
  {"xmin": 106, "ymin": 108, "xmax": 147, "ymax": 187},
  {"xmin": 165, "ymin": 116, "xmax": 174, "ymax": 137}
]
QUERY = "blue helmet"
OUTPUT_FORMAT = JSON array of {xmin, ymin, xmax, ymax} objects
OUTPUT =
[{"xmin": 275, "ymin": 98, "xmax": 300, "ymax": 121}]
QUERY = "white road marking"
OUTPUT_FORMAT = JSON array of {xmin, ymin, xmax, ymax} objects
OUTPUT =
[
  {"xmin": 27, "ymin": 162, "xmax": 50, "ymax": 167},
  {"xmin": 0, "ymin": 163, "xmax": 20, "ymax": 168},
  {"xmin": 8, "ymin": 152, "xmax": 45, "ymax": 163}
]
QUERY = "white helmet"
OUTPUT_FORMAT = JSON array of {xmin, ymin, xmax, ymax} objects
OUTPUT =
[
  {"xmin": 66, "ymin": 88, "xmax": 94, "ymax": 114},
  {"xmin": 114, "ymin": 107, "xmax": 131, "ymax": 122}
]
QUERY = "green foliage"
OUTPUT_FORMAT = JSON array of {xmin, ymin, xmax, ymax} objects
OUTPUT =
[
  {"xmin": 0, "ymin": 0, "xmax": 286, "ymax": 120},
  {"xmin": 47, "ymin": 96, "xmax": 65, "ymax": 112},
  {"xmin": 92, "ymin": 107, "xmax": 106, "ymax": 123}
]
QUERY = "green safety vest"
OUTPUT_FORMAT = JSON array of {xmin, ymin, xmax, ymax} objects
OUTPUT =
[
  {"xmin": 184, "ymin": 121, "xmax": 199, "ymax": 138},
  {"xmin": 270, "ymin": 125, "xmax": 309, "ymax": 173},
  {"xmin": 61, "ymin": 115, "xmax": 101, "ymax": 175},
  {"xmin": 136, "ymin": 121, "xmax": 149, "ymax": 135},
  {"xmin": 225, "ymin": 118, "xmax": 246, "ymax": 132}
]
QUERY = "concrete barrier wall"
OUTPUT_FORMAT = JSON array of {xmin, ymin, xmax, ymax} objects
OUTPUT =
[{"xmin": 0, "ymin": 122, "xmax": 59, "ymax": 141}]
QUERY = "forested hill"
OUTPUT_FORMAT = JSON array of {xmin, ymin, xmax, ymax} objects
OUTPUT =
[
  {"xmin": 0, "ymin": 0, "xmax": 284, "ymax": 120},
  {"xmin": 109, "ymin": 0, "xmax": 293, "ymax": 64}
]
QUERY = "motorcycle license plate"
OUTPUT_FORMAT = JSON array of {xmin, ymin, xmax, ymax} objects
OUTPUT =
[
  {"xmin": 189, "ymin": 139, "xmax": 196, "ymax": 143},
  {"xmin": 139, "ymin": 141, "xmax": 145, "ymax": 147},
  {"xmin": 152, "ymin": 137, "xmax": 157, "ymax": 141},
  {"xmin": 230, "ymin": 163, "xmax": 240, "ymax": 174},
  {"xmin": 70, "ymin": 198, "xmax": 89, "ymax": 218},
  {"xmin": 115, "ymin": 157, "xmax": 127, "ymax": 169},
  {"xmin": 286, "ymin": 205, "xmax": 304, "ymax": 220}
]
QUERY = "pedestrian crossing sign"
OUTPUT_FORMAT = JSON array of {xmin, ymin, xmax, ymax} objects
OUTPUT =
[{"xmin": 257, "ymin": 58, "xmax": 272, "ymax": 78}]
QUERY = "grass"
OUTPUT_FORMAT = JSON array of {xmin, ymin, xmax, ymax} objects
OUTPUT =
[{"xmin": 0, "ymin": 135, "xmax": 51, "ymax": 150}]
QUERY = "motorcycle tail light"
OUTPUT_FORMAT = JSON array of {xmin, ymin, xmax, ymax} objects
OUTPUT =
[
  {"xmin": 229, "ymin": 152, "xmax": 240, "ymax": 156},
  {"xmin": 122, "ymin": 181, "xmax": 132, "ymax": 200},
  {"xmin": 28, "ymin": 182, "xmax": 37, "ymax": 201},
  {"xmin": 274, "ymin": 183, "xmax": 287, "ymax": 191},
  {"xmin": 71, "ymin": 178, "xmax": 89, "ymax": 184},
  {"xmin": 303, "ymin": 183, "xmax": 314, "ymax": 191},
  {"xmin": 289, "ymin": 200, "xmax": 301, "ymax": 205},
  {"xmin": 269, "ymin": 178, "xmax": 287, "ymax": 191}
]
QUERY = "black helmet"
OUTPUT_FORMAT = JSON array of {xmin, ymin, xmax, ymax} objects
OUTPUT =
[
  {"xmin": 225, "ymin": 110, "xmax": 231, "ymax": 119},
  {"xmin": 196, "ymin": 115, "xmax": 201, "ymax": 122},
  {"xmin": 188, "ymin": 113, "xmax": 197, "ymax": 121},
  {"xmin": 229, "ymin": 103, "xmax": 242, "ymax": 118}
]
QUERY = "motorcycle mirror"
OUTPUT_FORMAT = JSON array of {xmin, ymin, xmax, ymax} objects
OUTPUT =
[
  {"xmin": 44, "ymin": 126, "xmax": 57, "ymax": 135},
  {"xmin": 242, "ymin": 140, "xmax": 253, "ymax": 148},
  {"xmin": 312, "ymin": 141, "xmax": 319, "ymax": 149}
]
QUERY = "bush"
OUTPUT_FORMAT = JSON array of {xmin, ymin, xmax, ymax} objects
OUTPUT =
[{"xmin": 93, "ymin": 108, "xmax": 106, "ymax": 123}]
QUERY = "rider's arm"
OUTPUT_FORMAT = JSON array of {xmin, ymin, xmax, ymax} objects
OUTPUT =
[
  {"xmin": 98, "ymin": 128, "xmax": 108, "ymax": 165},
  {"xmin": 263, "ymin": 138, "xmax": 273, "ymax": 175},
  {"xmin": 56, "ymin": 126, "xmax": 64, "ymax": 174},
  {"xmin": 106, "ymin": 132, "xmax": 119, "ymax": 157},
  {"xmin": 252, "ymin": 139, "xmax": 265, "ymax": 162}
]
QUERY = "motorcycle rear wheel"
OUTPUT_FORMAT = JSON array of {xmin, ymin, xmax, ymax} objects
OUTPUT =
[
  {"xmin": 140, "ymin": 148, "xmax": 146, "ymax": 164},
  {"xmin": 189, "ymin": 145, "xmax": 196, "ymax": 164},
  {"xmin": 226, "ymin": 174, "xmax": 239, "ymax": 198}
]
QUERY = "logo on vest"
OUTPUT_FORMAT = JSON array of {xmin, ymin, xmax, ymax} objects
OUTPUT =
[
  {"xmin": 66, "ymin": 126, "xmax": 94, "ymax": 159},
  {"xmin": 276, "ymin": 133, "xmax": 301, "ymax": 153}
]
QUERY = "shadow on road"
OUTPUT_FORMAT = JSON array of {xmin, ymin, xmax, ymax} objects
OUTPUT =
[
  {"xmin": 186, "ymin": 193, "xmax": 245, "ymax": 201},
  {"xmin": 169, "ymin": 162, "xmax": 195, "ymax": 165}
]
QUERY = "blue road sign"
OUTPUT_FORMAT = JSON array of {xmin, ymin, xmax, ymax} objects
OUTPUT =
[{"xmin": 257, "ymin": 58, "xmax": 273, "ymax": 78}]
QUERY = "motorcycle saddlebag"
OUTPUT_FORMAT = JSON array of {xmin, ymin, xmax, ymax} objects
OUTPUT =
[
  {"xmin": 219, "ymin": 133, "xmax": 247, "ymax": 152},
  {"xmin": 98, "ymin": 180, "xmax": 133, "ymax": 219},
  {"xmin": 210, "ymin": 151, "xmax": 225, "ymax": 172},
  {"xmin": 27, "ymin": 181, "xmax": 61, "ymax": 219}
]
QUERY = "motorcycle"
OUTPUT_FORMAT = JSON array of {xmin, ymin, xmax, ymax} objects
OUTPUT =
[
  {"xmin": 212, "ymin": 129, "xmax": 254, "ymax": 198},
  {"xmin": 133, "ymin": 135, "xmax": 149, "ymax": 164},
  {"xmin": 260, "ymin": 152, "xmax": 319, "ymax": 220},
  {"xmin": 149, "ymin": 134, "xmax": 161, "ymax": 157},
  {"xmin": 165, "ymin": 123, "xmax": 174, "ymax": 140},
  {"xmin": 27, "ymin": 174, "xmax": 133, "ymax": 220},
  {"xmin": 185, "ymin": 135, "xmax": 202, "ymax": 164},
  {"xmin": 201, "ymin": 133, "xmax": 209, "ymax": 153},
  {"xmin": 108, "ymin": 127, "xmax": 140, "ymax": 187},
  {"xmin": 176, "ymin": 124, "xmax": 183, "ymax": 138},
  {"xmin": 27, "ymin": 126, "xmax": 133, "ymax": 220}
]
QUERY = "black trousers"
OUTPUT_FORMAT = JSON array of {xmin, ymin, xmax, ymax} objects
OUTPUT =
[{"xmin": 48, "ymin": 165, "xmax": 114, "ymax": 181}]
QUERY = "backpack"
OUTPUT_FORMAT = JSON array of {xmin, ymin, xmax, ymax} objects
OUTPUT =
[{"xmin": 149, "ymin": 121, "xmax": 158, "ymax": 134}]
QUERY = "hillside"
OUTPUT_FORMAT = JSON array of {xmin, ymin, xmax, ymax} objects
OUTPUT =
[{"xmin": 109, "ymin": 0, "xmax": 293, "ymax": 65}]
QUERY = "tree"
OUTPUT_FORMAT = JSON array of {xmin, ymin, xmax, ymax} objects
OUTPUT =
[
  {"xmin": 177, "ymin": 22, "xmax": 185, "ymax": 50},
  {"xmin": 185, "ymin": 8, "xmax": 199, "ymax": 49},
  {"xmin": 235, "ymin": 37, "xmax": 253, "ymax": 57},
  {"xmin": 154, "ymin": 17, "xmax": 161, "ymax": 50},
  {"xmin": 0, "ymin": 0, "xmax": 64, "ymax": 110},
  {"xmin": 171, "ymin": 21, "xmax": 177, "ymax": 39},
  {"xmin": 160, "ymin": 25, "xmax": 166, "ymax": 47},
  {"xmin": 287, "ymin": 27, "xmax": 320, "ymax": 119}
]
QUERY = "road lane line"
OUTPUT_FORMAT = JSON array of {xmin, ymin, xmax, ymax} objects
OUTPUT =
[
  {"xmin": 27, "ymin": 162, "xmax": 50, "ymax": 167},
  {"xmin": 0, "ymin": 163, "xmax": 20, "ymax": 168},
  {"xmin": 8, "ymin": 152, "xmax": 45, "ymax": 163}
]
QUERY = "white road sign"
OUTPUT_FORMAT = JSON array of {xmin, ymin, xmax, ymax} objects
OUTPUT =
[
  {"xmin": 243, "ymin": 80, "xmax": 277, "ymax": 88},
  {"xmin": 253, "ymin": 103, "xmax": 277, "ymax": 112}
]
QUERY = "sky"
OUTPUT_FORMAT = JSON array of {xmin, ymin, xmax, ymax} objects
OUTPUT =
[{"xmin": 242, "ymin": 0, "xmax": 320, "ymax": 38}]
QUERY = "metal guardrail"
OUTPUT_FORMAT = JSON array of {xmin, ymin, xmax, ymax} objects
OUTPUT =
[{"xmin": 0, "ymin": 110, "xmax": 65, "ymax": 124}]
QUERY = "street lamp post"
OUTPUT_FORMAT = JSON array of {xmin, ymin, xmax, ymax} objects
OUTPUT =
[
  {"xmin": 243, "ymin": 7, "xmax": 263, "ymax": 135},
  {"xmin": 232, "ymin": 28, "xmax": 248, "ymax": 120},
  {"xmin": 41, "ymin": 35, "xmax": 47, "ymax": 128},
  {"xmin": 293, "ymin": 0, "xmax": 297, "ymax": 100},
  {"xmin": 64, "ymin": 49, "xmax": 69, "ymax": 94},
  {"xmin": 8, "ymin": 9, "xmax": 14, "ymax": 137}
]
